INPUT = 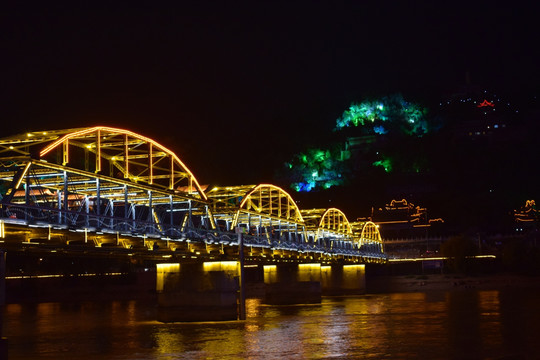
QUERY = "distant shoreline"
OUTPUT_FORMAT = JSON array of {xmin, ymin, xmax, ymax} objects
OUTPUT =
[{"xmin": 366, "ymin": 273, "xmax": 540, "ymax": 293}]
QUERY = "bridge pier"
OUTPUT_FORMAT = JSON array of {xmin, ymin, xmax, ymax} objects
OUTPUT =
[
  {"xmin": 156, "ymin": 261, "xmax": 240, "ymax": 322},
  {"xmin": 0, "ymin": 250, "xmax": 7, "ymax": 360},
  {"xmin": 0, "ymin": 250, "xmax": 5, "ymax": 306},
  {"xmin": 321, "ymin": 264, "xmax": 366, "ymax": 295},
  {"xmin": 263, "ymin": 263, "xmax": 322, "ymax": 305}
]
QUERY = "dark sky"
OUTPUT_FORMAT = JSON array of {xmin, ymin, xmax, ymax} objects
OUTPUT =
[{"xmin": 2, "ymin": 2, "xmax": 538, "ymax": 187}]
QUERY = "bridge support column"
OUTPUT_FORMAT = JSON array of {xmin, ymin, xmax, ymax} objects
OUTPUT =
[
  {"xmin": 0, "ymin": 251, "xmax": 5, "ymax": 306},
  {"xmin": 263, "ymin": 263, "xmax": 321, "ymax": 305},
  {"xmin": 0, "ymin": 250, "xmax": 7, "ymax": 360},
  {"xmin": 321, "ymin": 264, "xmax": 365, "ymax": 295},
  {"xmin": 156, "ymin": 261, "xmax": 240, "ymax": 322}
]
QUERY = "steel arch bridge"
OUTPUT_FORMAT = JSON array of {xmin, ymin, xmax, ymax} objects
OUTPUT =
[
  {"xmin": 354, "ymin": 221, "xmax": 384, "ymax": 254},
  {"xmin": 0, "ymin": 127, "xmax": 386, "ymax": 263},
  {"xmin": 302, "ymin": 207, "xmax": 353, "ymax": 241}
]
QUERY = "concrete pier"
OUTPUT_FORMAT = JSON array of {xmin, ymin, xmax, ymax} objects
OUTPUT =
[
  {"xmin": 156, "ymin": 261, "xmax": 240, "ymax": 322},
  {"xmin": 321, "ymin": 264, "xmax": 366, "ymax": 295},
  {"xmin": 0, "ymin": 251, "xmax": 7, "ymax": 359},
  {"xmin": 0, "ymin": 251, "xmax": 5, "ymax": 306},
  {"xmin": 263, "ymin": 263, "xmax": 322, "ymax": 305}
]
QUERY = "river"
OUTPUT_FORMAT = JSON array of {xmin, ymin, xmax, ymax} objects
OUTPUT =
[{"xmin": 3, "ymin": 288, "xmax": 540, "ymax": 359}]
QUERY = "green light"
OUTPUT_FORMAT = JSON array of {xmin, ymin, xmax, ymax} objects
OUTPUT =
[
  {"xmin": 283, "ymin": 94, "xmax": 434, "ymax": 191},
  {"xmin": 334, "ymin": 94, "xmax": 428, "ymax": 137},
  {"xmin": 373, "ymin": 158, "xmax": 392, "ymax": 173}
]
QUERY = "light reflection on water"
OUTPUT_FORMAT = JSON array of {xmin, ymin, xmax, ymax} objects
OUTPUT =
[{"xmin": 3, "ymin": 288, "xmax": 540, "ymax": 359}]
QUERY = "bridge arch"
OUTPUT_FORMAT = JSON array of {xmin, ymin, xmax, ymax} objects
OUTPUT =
[
  {"xmin": 318, "ymin": 208, "xmax": 353, "ymax": 235},
  {"xmin": 301, "ymin": 207, "xmax": 354, "ymax": 246},
  {"xmin": 234, "ymin": 184, "xmax": 303, "ymax": 226},
  {"xmin": 359, "ymin": 221, "xmax": 384, "ymax": 253},
  {"xmin": 0, "ymin": 127, "xmax": 213, "ymax": 236},
  {"xmin": 36, "ymin": 126, "xmax": 206, "ymax": 199},
  {"xmin": 207, "ymin": 184, "xmax": 306, "ymax": 244}
]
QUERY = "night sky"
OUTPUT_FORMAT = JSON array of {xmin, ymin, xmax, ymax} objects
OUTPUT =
[{"xmin": 2, "ymin": 3, "xmax": 538, "ymax": 199}]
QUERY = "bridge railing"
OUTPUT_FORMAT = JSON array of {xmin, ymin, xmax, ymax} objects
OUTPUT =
[{"xmin": 0, "ymin": 203, "xmax": 386, "ymax": 260}]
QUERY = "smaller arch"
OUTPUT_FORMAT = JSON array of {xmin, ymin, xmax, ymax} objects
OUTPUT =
[
  {"xmin": 301, "ymin": 208, "xmax": 354, "ymax": 245},
  {"xmin": 318, "ymin": 208, "xmax": 352, "ymax": 235},
  {"xmin": 359, "ymin": 221, "xmax": 384, "ymax": 252},
  {"xmin": 206, "ymin": 184, "xmax": 305, "ymax": 240},
  {"xmin": 234, "ymin": 184, "xmax": 304, "ymax": 226}
]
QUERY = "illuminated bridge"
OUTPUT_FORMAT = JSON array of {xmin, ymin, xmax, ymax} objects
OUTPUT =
[
  {"xmin": 0, "ymin": 126, "xmax": 384, "ymax": 262},
  {"xmin": 0, "ymin": 127, "xmax": 385, "ymax": 320}
]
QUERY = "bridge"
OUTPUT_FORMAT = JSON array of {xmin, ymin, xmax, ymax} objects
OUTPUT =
[{"xmin": 0, "ymin": 126, "xmax": 386, "ymax": 321}]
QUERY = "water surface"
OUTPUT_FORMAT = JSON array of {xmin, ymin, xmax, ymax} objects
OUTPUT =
[{"xmin": 4, "ymin": 288, "xmax": 540, "ymax": 359}]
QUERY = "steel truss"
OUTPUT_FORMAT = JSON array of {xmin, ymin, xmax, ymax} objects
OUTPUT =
[
  {"xmin": 208, "ymin": 185, "xmax": 386, "ymax": 258},
  {"xmin": 0, "ymin": 159, "xmax": 213, "ymax": 237},
  {"xmin": 0, "ymin": 127, "xmax": 386, "ymax": 261}
]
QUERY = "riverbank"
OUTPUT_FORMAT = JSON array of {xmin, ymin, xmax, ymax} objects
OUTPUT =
[{"xmin": 366, "ymin": 273, "xmax": 540, "ymax": 293}]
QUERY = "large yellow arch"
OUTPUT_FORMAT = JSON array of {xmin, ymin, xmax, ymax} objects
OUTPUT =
[
  {"xmin": 0, "ymin": 127, "xmax": 214, "ymax": 233},
  {"xmin": 33, "ymin": 126, "xmax": 206, "ymax": 199}
]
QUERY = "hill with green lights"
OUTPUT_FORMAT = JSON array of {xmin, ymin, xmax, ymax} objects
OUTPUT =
[{"xmin": 277, "ymin": 89, "xmax": 539, "ymax": 233}]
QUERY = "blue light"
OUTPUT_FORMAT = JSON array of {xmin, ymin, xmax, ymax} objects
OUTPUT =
[{"xmin": 373, "ymin": 125, "xmax": 387, "ymax": 134}]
